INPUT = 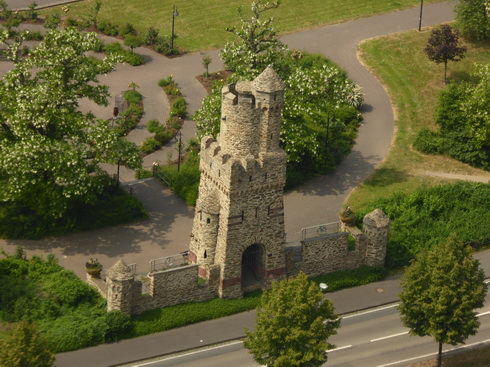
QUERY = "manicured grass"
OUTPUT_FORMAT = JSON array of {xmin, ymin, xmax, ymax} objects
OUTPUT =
[
  {"xmin": 347, "ymin": 27, "xmax": 490, "ymax": 210},
  {"xmin": 41, "ymin": 0, "xmax": 444, "ymax": 53}
]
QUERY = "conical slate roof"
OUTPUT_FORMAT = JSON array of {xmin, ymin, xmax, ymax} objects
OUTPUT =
[
  {"xmin": 252, "ymin": 65, "xmax": 284, "ymax": 93},
  {"xmin": 106, "ymin": 259, "xmax": 133, "ymax": 281}
]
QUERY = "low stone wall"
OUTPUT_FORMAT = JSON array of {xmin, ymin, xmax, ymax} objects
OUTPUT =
[
  {"xmin": 93, "ymin": 209, "xmax": 389, "ymax": 315},
  {"xmin": 101, "ymin": 261, "xmax": 221, "ymax": 315},
  {"xmin": 142, "ymin": 264, "xmax": 218, "ymax": 310},
  {"xmin": 86, "ymin": 274, "xmax": 108, "ymax": 298},
  {"xmin": 299, "ymin": 227, "xmax": 368, "ymax": 278}
]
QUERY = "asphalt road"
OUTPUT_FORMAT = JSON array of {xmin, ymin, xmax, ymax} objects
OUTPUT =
[{"xmin": 126, "ymin": 291, "xmax": 490, "ymax": 367}]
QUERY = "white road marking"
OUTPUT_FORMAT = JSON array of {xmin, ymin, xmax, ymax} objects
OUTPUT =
[
  {"xmin": 326, "ymin": 345, "xmax": 353, "ymax": 353},
  {"xmin": 134, "ymin": 341, "xmax": 243, "ymax": 366},
  {"xmin": 370, "ymin": 331, "xmax": 409, "ymax": 343},
  {"xmin": 377, "ymin": 338, "xmax": 490, "ymax": 366},
  {"xmin": 477, "ymin": 310, "xmax": 490, "ymax": 317},
  {"xmin": 342, "ymin": 303, "xmax": 399, "ymax": 319}
]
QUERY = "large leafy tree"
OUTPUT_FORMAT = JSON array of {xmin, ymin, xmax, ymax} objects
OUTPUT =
[
  {"xmin": 244, "ymin": 272, "xmax": 340, "ymax": 367},
  {"xmin": 0, "ymin": 27, "xmax": 141, "ymax": 219},
  {"xmin": 456, "ymin": 0, "xmax": 490, "ymax": 40},
  {"xmin": 424, "ymin": 24, "xmax": 467, "ymax": 84},
  {"xmin": 0, "ymin": 321, "xmax": 55, "ymax": 367},
  {"xmin": 398, "ymin": 235, "xmax": 487, "ymax": 367}
]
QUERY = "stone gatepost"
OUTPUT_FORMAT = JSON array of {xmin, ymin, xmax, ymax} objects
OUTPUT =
[
  {"xmin": 106, "ymin": 259, "xmax": 134, "ymax": 314},
  {"xmin": 363, "ymin": 209, "xmax": 390, "ymax": 267}
]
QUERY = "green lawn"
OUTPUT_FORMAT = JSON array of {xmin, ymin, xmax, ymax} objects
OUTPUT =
[
  {"xmin": 41, "ymin": 0, "xmax": 444, "ymax": 52},
  {"xmin": 347, "ymin": 27, "xmax": 490, "ymax": 210}
]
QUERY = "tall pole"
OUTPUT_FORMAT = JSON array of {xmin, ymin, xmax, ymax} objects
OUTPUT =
[
  {"xmin": 418, "ymin": 0, "xmax": 424, "ymax": 31},
  {"xmin": 177, "ymin": 131, "xmax": 182, "ymax": 172},
  {"xmin": 171, "ymin": 5, "xmax": 179, "ymax": 53}
]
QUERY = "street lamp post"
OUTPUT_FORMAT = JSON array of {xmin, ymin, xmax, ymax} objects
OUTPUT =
[
  {"xmin": 171, "ymin": 4, "xmax": 179, "ymax": 53},
  {"xmin": 418, "ymin": 0, "xmax": 424, "ymax": 31},
  {"xmin": 177, "ymin": 130, "xmax": 182, "ymax": 172}
]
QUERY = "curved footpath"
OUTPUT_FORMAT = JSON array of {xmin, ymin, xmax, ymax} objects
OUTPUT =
[
  {"xmin": 0, "ymin": 3, "xmax": 457, "ymax": 281},
  {"xmin": 4, "ymin": 3, "xmax": 488, "ymax": 365}
]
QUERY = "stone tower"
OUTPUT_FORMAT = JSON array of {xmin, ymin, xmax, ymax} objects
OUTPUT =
[{"xmin": 189, "ymin": 66, "xmax": 288, "ymax": 298}]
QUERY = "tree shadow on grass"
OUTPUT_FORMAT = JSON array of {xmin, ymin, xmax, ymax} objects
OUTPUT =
[{"xmin": 362, "ymin": 166, "xmax": 411, "ymax": 187}]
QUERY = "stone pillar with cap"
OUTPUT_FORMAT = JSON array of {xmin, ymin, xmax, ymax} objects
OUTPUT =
[
  {"xmin": 363, "ymin": 209, "xmax": 390, "ymax": 267},
  {"xmin": 106, "ymin": 259, "xmax": 134, "ymax": 314}
]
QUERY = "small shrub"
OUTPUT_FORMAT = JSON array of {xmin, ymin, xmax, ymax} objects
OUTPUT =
[
  {"xmin": 170, "ymin": 97, "xmax": 187, "ymax": 118},
  {"xmin": 158, "ymin": 75, "xmax": 174, "ymax": 87},
  {"xmin": 120, "ymin": 22, "xmax": 137, "ymax": 36},
  {"xmin": 155, "ymin": 130, "xmax": 175, "ymax": 145},
  {"xmin": 90, "ymin": 39, "xmax": 105, "ymax": 53},
  {"xmin": 143, "ymin": 26, "xmax": 159, "ymax": 45},
  {"xmin": 65, "ymin": 17, "xmax": 80, "ymax": 28},
  {"xmin": 124, "ymin": 89, "xmax": 143, "ymax": 105},
  {"xmin": 44, "ymin": 13, "xmax": 60, "ymax": 29},
  {"xmin": 140, "ymin": 137, "xmax": 161, "ymax": 154},
  {"xmin": 147, "ymin": 119, "xmax": 164, "ymax": 133},
  {"xmin": 98, "ymin": 21, "xmax": 119, "ymax": 36},
  {"xmin": 23, "ymin": 30, "xmax": 43, "ymax": 41},
  {"xmin": 169, "ymin": 118, "xmax": 182, "ymax": 130},
  {"xmin": 122, "ymin": 51, "xmax": 144, "ymax": 66},
  {"xmin": 124, "ymin": 34, "xmax": 142, "ymax": 53},
  {"xmin": 118, "ymin": 104, "xmax": 144, "ymax": 132},
  {"xmin": 413, "ymin": 128, "xmax": 446, "ymax": 154},
  {"xmin": 103, "ymin": 42, "xmax": 123, "ymax": 53},
  {"xmin": 26, "ymin": 2, "xmax": 38, "ymax": 21},
  {"xmin": 154, "ymin": 35, "xmax": 172, "ymax": 55},
  {"xmin": 165, "ymin": 85, "xmax": 181, "ymax": 96}
]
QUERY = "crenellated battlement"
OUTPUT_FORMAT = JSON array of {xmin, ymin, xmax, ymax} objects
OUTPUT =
[{"xmin": 90, "ymin": 66, "xmax": 390, "ymax": 314}]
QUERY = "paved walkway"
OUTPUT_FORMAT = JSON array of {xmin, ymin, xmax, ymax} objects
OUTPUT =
[
  {"xmin": 2, "ymin": 2, "xmax": 489, "ymax": 365},
  {"xmin": 0, "ymin": 2, "xmax": 462, "ymax": 280}
]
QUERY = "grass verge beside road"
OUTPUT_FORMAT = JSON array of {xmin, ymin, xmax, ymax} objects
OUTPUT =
[
  {"xmin": 41, "ymin": 0, "xmax": 444, "ymax": 53},
  {"xmin": 347, "ymin": 26, "xmax": 490, "ymax": 210}
]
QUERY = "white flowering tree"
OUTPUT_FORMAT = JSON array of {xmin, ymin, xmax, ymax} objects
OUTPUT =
[
  {"xmin": 194, "ymin": 1, "xmax": 364, "ymax": 186},
  {"xmin": 194, "ymin": 52, "xmax": 363, "ymax": 180},
  {"xmin": 0, "ymin": 27, "xmax": 141, "ymax": 219}
]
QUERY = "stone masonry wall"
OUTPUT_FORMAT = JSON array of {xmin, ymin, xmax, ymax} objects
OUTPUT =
[
  {"xmin": 299, "ymin": 227, "xmax": 368, "ymax": 278},
  {"xmin": 103, "ymin": 260, "xmax": 220, "ymax": 315}
]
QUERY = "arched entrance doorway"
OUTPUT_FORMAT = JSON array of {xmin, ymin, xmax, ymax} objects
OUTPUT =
[{"xmin": 241, "ymin": 244, "xmax": 265, "ymax": 289}]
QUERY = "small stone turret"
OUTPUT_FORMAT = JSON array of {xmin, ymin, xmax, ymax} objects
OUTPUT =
[
  {"xmin": 363, "ymin": 209, "xmax": 390, "ymax": 266},
  {"xmin": 106, "ymin": 259, "xmax": 134, "ymax": 313},
  {"xmin": 253, "ymin": 66, "xmax": 284, "ymax": 153},
  {"xmin": 220, "ymin": 81, "xmax": 259, "ymax": 157}
]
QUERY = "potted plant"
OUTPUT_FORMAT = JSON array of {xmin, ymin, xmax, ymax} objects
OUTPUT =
[
  {"xmin": 86, "ymin": 258, "xmax": 103, "ymax": 278},
  {"xmin": 339, "ymin": 206, "xmax": 356, "ymax": 225}
]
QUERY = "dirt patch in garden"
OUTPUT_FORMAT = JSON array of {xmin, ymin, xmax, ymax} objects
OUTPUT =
[{"xmin": 196, "ymin": 70, "xmax": 233, "ymax": 95}]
